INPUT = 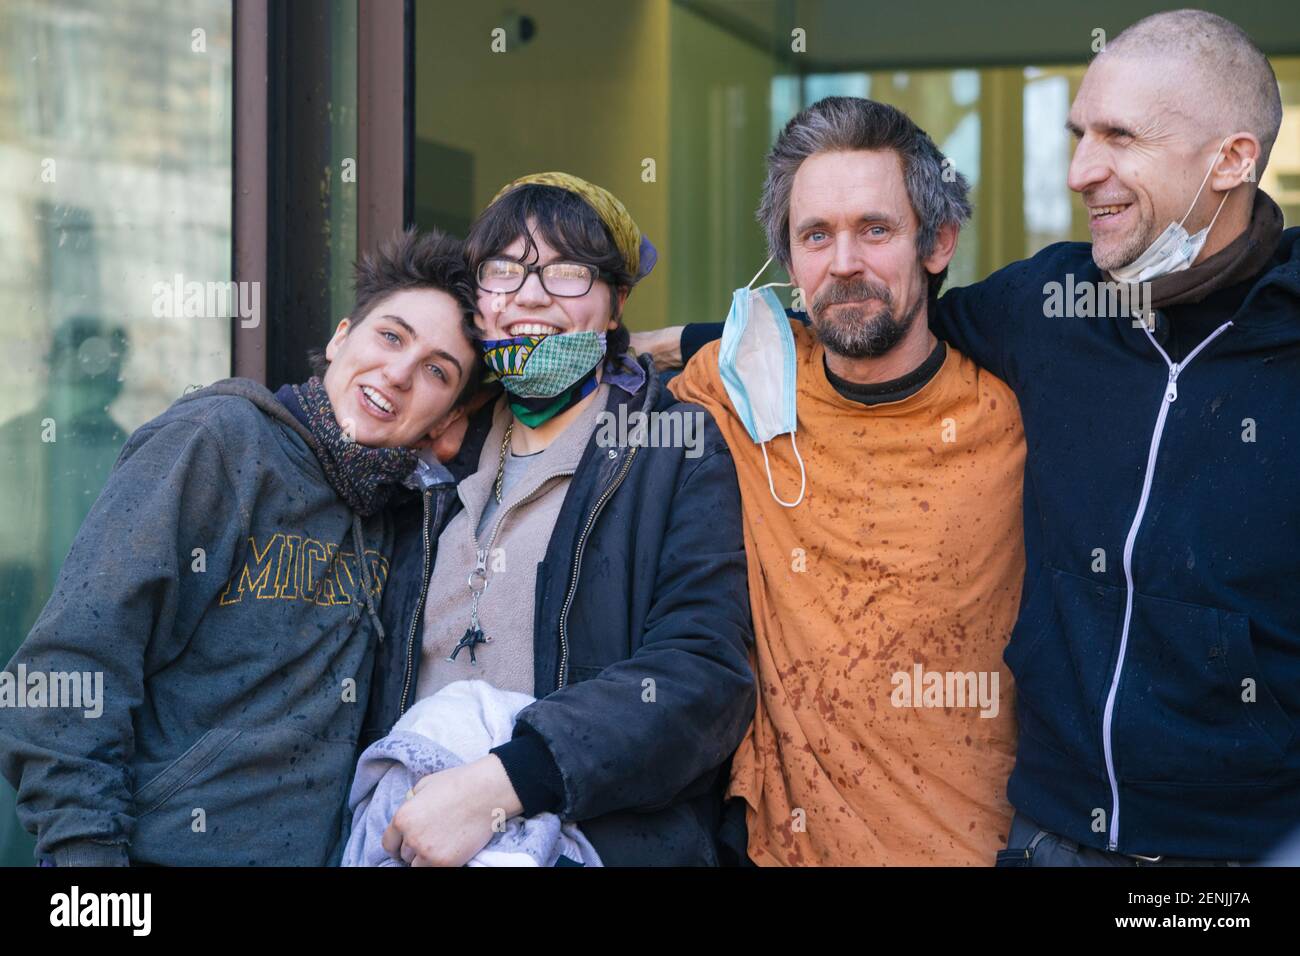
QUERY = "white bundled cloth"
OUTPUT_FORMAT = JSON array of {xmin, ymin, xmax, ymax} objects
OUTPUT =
[{"xmin": 343, "ymin": 679, "xmax": 601, "ymax": 867}]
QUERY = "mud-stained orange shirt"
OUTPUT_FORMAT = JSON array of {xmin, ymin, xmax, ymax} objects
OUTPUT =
[{"xmin": 670, "ymin": 324, "xmax": 1025, "ymax": 866}]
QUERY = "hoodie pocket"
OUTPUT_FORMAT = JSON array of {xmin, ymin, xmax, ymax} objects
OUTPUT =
[
  {"xmin": 1114, "ymin": 593, "xmax": 1293, "ymax": 784},
  {"xmin": 132, "ymin": 727, "xmax": 243, "ymax": 815},
  {"xmin": 1003, "ymin": 567, "xmax": 1123, "ymax": 773},
  {"xmin": 130, "ymin": 724, "xmax": 359, "ymax": 865}
]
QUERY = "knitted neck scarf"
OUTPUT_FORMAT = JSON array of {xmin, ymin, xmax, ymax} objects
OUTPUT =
[{"xmin": 287, "ymin": 377, "xmax": 417, "ymax": 516}]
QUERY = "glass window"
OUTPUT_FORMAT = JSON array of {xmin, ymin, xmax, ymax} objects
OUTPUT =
[
  {"xmin": 0, "ymin": 0, "xmax": 233, "ymax": 865},
  {"xmin": 413, "ymin": 1, "xmax": 1298, "ymax": 331},
  {"xmin": 1263, "ymin": 59, "xmax": 1300, "ymax": 226}
]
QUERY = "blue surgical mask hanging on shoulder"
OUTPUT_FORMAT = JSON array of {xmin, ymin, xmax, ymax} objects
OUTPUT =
[{"xmin": 718, "ymin": 254, "xmax": 806, "ymax": 508}]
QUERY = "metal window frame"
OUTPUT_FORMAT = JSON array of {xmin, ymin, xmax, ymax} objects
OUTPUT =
[
  {"xmin": 358, "ymin": 0, "xmax": 412, "ymax": 256},
  {"xmin": 232, "ymin": 0, "xmax": 411, "ymax": 386},
  {"xmin": 232, "ymin": 0, "xmax": 268, "ymax": 383}
]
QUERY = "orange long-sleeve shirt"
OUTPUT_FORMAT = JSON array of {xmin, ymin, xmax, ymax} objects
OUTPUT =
[{"xmin": 670, "ymin": 324, "xmax": 1025, "ymax": 865}]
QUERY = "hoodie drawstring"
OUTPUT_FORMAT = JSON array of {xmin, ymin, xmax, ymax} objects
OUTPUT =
[
  {"xmin": 307, "ymin": 513, "xmax": 386, "ymax": 643},
  {"xmin": 351, "ymin": 513, "xmax": 386, "ymax": 643}
]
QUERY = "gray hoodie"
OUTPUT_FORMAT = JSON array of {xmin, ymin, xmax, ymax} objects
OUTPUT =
[{"xmin": 0, "ymin": 379, "xmax": 393, "ymax": 866}]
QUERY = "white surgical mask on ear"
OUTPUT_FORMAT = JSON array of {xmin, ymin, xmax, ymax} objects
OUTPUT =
[
  {"xmin": 1110, "ymin": 135, "xmax": 1236, "ymax": 284},
  {"xmin": 718, "ymin": 255, "xmax": 806, "ymax": 508}
]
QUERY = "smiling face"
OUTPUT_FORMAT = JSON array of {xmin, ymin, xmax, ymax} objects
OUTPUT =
[
  {"xmin": 1067, "ymin": 54, "xmax": 1228, "ymax": 272},
  {"xmin": 475, "ymin": 222, "xmax": 625, "ymax": 341},
  {"xmin": 321, "ymin": 287, "xmax": 478, "ymax": 449},
  {"xmin": 788, "ymin": 149, "xmax": 944, "ymax": 359}
]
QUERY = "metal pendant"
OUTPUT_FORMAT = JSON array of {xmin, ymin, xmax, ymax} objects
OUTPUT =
[
  {"xmin": 449, "ymin": 549, "xmax": 492, "ymax": 663},
  {"xmin": 448, "ymin": 625, "xmax": 489, "ymax": 663}
]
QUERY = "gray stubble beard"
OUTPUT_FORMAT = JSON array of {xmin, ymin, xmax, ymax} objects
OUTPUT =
[{"xmin": 810, "ymin": 277, "xmax": 925, "ymax": 359}]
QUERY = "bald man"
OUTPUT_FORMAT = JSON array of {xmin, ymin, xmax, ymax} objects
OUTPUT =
[
  {"xmin": 637, "ymin": 9, "xmax": 1299, "ymax": 866},
  {"xmin": 939, "ymin": 10, "xmax": 1295, "ymax": 867}
]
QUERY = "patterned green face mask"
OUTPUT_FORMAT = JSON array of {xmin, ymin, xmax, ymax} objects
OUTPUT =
[{"xmin": 481, "ymin": 331, "xmax": 607, "ymax": 399}]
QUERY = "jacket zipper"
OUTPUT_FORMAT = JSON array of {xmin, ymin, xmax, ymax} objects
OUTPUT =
[
  {"xmin": 428, "ymin": 462, "xmax": 579, "ymax": 679},
  {"xmin": 469, "ymin": 475, "xmax": 573, "ymax": 578},
  {"xmin": 398, "ymin": 489, "xmax": 434, "ymax": 717},
  {"xmin": 1100, "ymin": 318, "xmax": 1232, "ymax": 851},
  {"xmin": 556, "ymin": 447, "xmax": 638, "ymax": 690}
]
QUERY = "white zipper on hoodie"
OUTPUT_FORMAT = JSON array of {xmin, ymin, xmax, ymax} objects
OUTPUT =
[{"xmin": 1100, "ymin": 317, "xmax": 1234, "ymax": 851}]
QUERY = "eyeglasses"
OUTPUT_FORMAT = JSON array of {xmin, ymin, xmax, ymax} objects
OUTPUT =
[{"xmin": 476, "ymin": 258, "xmax": 611, "ymax": 298}]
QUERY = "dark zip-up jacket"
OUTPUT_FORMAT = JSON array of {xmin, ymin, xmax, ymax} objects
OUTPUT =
[
  {"xmin": 362, "ymin": 357, "xmax": 757, "ymax": 865},
  {"xmin": 934, "ymin": 228, "xmax": 1300, "ymax": 860}
]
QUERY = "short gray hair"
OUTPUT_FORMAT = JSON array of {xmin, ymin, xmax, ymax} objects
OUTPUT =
[
  {"xmin": 1107, "ymin": 10, "xmax": 1282, "ymax": 174},
  {"xmin": 757, "ymin": 96, "xmax": 972, "ymax": 297}
]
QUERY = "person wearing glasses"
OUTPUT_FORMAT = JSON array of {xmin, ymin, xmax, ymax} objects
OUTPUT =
[{"xmin": 366, "ymin": 172, "xmax": 755, "ymax": 866}]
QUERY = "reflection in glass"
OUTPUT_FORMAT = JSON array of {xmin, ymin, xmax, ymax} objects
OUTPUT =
[{"xmin": 0, "ymin": 0, "xmax": 233, "ymax": 866}]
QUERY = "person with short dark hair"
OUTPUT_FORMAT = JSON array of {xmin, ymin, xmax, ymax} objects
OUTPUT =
[
  {"xmin": 370, "ymin": 172, "xmax": 756, "ymax": 867},
  {"xmin": 0, "ymin": 227, "xmax": 482, "ymax": 866}
]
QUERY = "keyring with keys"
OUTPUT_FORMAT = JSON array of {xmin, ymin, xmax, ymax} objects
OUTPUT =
[{"xmin": 448, "ymin": 550, "xmax": 492, "ymax": 663}]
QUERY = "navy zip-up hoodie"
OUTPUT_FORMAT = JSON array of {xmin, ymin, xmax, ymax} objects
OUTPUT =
[{"xmin": 933, "ymin": 227, "xmax": 1300, "ymax": 860}]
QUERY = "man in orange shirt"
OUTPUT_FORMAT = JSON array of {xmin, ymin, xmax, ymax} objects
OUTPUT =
[{"xmin": 669, "ymin": 97, "xmax": 1025, "ymax": 866}]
